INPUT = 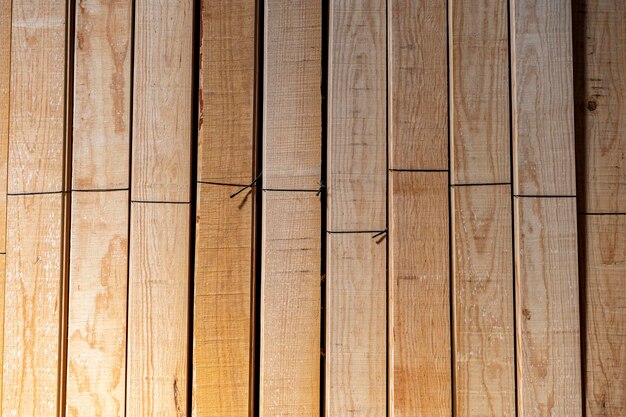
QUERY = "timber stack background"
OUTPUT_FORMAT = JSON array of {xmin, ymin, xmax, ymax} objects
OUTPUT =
[{"xmin": 0, "ymin": 0, "xmax": 623, "ymax": 416}]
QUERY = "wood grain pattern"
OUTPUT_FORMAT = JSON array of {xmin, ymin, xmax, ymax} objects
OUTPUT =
[
  {"xmin": 0, "ymin": 0, "xmax": 10, "ymax": 252},
  {"xmin": 2, "ymin": 194, "xmax": 63, "ymax": 417},
  {"xmin": 198, "ymin": 0, "xmax": 256, "ymax": 184},
  {"xmin": 573, "ymin": 0, "xmax": 626, "ymax": 213},
  {"xmin": 132, "ymin": 0, "xmax": 193, "ymax": 202},
  {"xmin": 65, "ymin": 191, "xmax": 128, "ymax": 417},
  {"xmin": 511, "ymin": 0, "xmax": 576, "ymax": 196},
  {"xmin": 582, "ymin": 215, "xmax": 626, "ymax": 416},
  {"xmin": 260, "ymin": 192, "xmax": 320, "ymax": 416},
  {"xmin": 192, "ymin": 184, "xmax": 253, "ymax": 416},
  {"xmin": 8, "ymin": 0, "xmax": 67, "ymax": 194},
  {"xmin": 72, "ymin": 0, "xmax": 132, "ymax": 190},
  {"xmin": 450, "ymin": 0, "xmax": 509, "ymax": 184},
  {"xmin": 326, "ymin": 233, "xmax": 386, "ymax": 416},
  {"xmin": 389, "ymin": 171, "xmax": 451, "ymax": 416},
  {"xmin": 514, "ymin": 197, "xmax": 582, "ymax": 416},
  {"xmin": 389, "ymin": 0, "xmax": 447, "ymax": 170},
  {"xmin": 126, "ymin": 203, "xmax": 189, "ymax": 417},
  {"xmin": 328, "ymin": 0, "xmax": 386, "ymax": 231},
  {"xmin": 0, "ymin": 254, "xmax": 4, "ymax": 414},
  {"xmin": 452, "ymin": 185, "xmax": 515, "ymax": 416}
]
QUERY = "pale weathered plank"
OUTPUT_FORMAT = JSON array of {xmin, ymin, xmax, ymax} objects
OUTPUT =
[
  {"xmin": 450, "ymin": 0, "xmax": 509, "ymax": 184},
  {"xmin": 511, "ymin": 0, "xmax": 576, "ymax": 196},
  {"xmin": 451, "ymin": 185, "xmax": 515, "ymax": 416},
  {"xmin": 72, "ymin": 0, "xmax": 132, "ymax": 190},
  {"xmin": 8, "ymin": 0, "xmax": 67, "ymax": 194},
  {"xmin": 326, "ymin": 233, "xmax": 386, "ymax": 416},
  {"xmin": 2, "ymin": 194, "xmax": 63, "ymax": 417},
  {"xmin": 389, "ymin": 0, "xmax": 447, "ymax": 170},
  {"xmin": 514, "ymin": 197, "xmax": 582, "ymax": 416},
  {"xmin": 328, "ymin": 0, "xmax": 386, "ymax": 231},
  {"xmin": 0, "ymin": 0, "xmax": 11, "ymax": 252},
  {"xmin": 389, "ymin": 171, "xmax": 451, "ymax": 416},
  {"xmin": 132, "ymin": 0, "xmax": 193, "ymax": 202},
  {"xmin": 65, "ymin": 191, "xmax": 128, "ymax": 417},
  {"xmin": 582, "ymin": 215, "xmax": 626, "ymax": 415},
  {"xmin": 126, "ymin": 202, "xmax": 189, "ymax": 416},
  {"xmin": 192, "ymin": 184, "xmax": 253, "ymax": 416},
  {"xmin": 260, "ymin": 192, "xmax": 320, "ymax": 416}
]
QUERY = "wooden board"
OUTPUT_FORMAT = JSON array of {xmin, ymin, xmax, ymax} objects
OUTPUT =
[
  {"xmin": 582, "ymin": 215, "xmax": 626, "ymax": 415},
  {"xmin": 389, "ymin": 171, "xmax": 451, "ymax": 416},
  {"xmin": 72, "ymin": 0, "xmax": 132, "ymax": 190},
  {"xmin": 328, "ymin": 0, "xmax": 386, "ymax": 230},
  {"xmin": 126, "ymin": 202, "xmax": 189, "ymax": 416},
  {"xmin": 326, "ymin": 233, "xmax": 386, "ymax": 416},
  {"xmin": 450, "ymin": 0, "xmax": 509, "ymax": 184},
  {"xmin": 132, "ymin": 0, "xmax": 193, "ymax": 202},
  {"xmin": 0, "ymin": 0, "xmax": 10, "ymax": 252},
  {"xmin": 260, "ymin": 191, "xmax": 320, "ymax": 416},
  {"xmin": 389, "ymin": 0, "xmax": 447, "ymax": 170},
  {"xmin": 2, "ymin": 194, "xmax": 63, "ymax": 416},
  {"xmin": 514, "ymin": 197, "xmax": 582, "ymax": 416},
  {"xmin": 192, "ymin": 184, "xmax": 253, "ymax": 416},
  {"xmin": 573, "ymin": 0, "xmax": 626, "ymax": 213},
  {"xmin": 0, "ymin": 254, "xmax": 4, "ymax": 412},
  {"xmin": 451, "ymin": 185, "xmax": 515, "ymax": 416},
  {"xmin": 65, "ymin": 191, "xmax": 128, "ymax": 417},
  {"xmin": 8, "ymin": 0, "xmax": 67, "ymax": 194},
  {"xmin": 510, "ymin": 0, "xmax": 576, "ymax": 196}
]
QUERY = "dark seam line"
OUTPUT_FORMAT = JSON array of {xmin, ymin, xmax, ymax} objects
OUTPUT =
[
  {"xmin": 197, "ymin": 180, "xmax": 251, "ymax": 187},
  {"xmin": 580, "ymin": 212, "xmax": 626, "ymax": 216},
  {"xmin": 514, "ymin": 194, "xmax": 577, "ymax": 198},
  {"xmin": 388, "ymin": 168, "xmax": 448, "ymax": 172},
  {"xmin": 130, "ymin": 200, "xmax": 191, "ymax": 205},
  {"xmin": 327, "ymin": 230, "xmax": 387, "ymax": 234},
  {"xmin": 451, "ymin": 182, "xmax": 511, "ymax": 187},
  {"xmin": 72, "ymin": 188, "xmax": 129, "ymax": 193},
  {"xmin": 0, "ymin": 252, "xmax": 5, "ymax": 255},
  {"xmin": 8, "ymin": 190, "xmax": 66, "ymax": 196}
]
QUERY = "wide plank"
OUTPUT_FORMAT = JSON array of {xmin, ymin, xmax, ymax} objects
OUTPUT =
[{"xmin": 0, "ymin": 0, "xmax": 10, "ymax": 252}]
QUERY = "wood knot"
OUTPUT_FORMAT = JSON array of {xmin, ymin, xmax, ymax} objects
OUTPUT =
[
  {"xmin": 587, "ymin": 100, "xmax": 598, "ymax": 111},
  {"xmin": 522, "ymin": 308, "xmax": 532, "ymax": 321}
]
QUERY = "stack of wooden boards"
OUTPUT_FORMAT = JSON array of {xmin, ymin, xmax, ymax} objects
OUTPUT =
[{"xmin": 0, "ymin": 0, "xmax": 623, "ymax": 416}]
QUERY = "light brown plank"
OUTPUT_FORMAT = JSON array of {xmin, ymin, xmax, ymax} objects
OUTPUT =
[
  {"xmin": 326, "ymin": 233, "xmax": 386, "ymax": 416},
  {"xmin": 2, "ymin": 194, "xmax": 63, "ymax": 416},
  {"xmin": 126, "ymin": 202, "xmax": 189, "ymax": 416},
  {"xmin": 582, "ymin": 215, "xmax": 626, "ymax": 415},
  {"xmin": 389, "ymin": 171, "xmax": 451, "ymax": 416},
  {"xmin": 450, "ymin": 0, "xmax": 509, "ymax": 184},
  {"xmin": 328, "ymin": 0, "xmax": 386, "ymax": 231},
  {"xmin": 260, "ymin": 192, "xmax": 320, "ymax": 416},
  {"xmin": 0, "ymin": 0, "xmax": 10, "ymax": 253},
  {"xmin": 451, "ymin": 185, "xmax": 515, "ymax": 416},
  {"xmin": 389, "ymin": 0, "xmax": 447, "ymax": 170},
  {"xmin": 72, "ymin": 0, "xmax": 132, "ymax": 190},
  {"xmin": 511, "ymin": 0, "xmax": 576, "ymax": 196},
  {"xmin": 0, "ymin": 254, "xmax": 4, "ymax": 413},
  {"xmin": 514, "ymin": 197, "xmax": 582, "ymax": 416},
  {"xmin": 65, "ymin": 191, "xmax": 128, "ymax": 417},
  {"xmin": 192, "ymin": 184, "xmax": 253, "ymax": 416},
  {"xmin": 132, "ymin": 0, "xmax": 193, "ymax": 202}
]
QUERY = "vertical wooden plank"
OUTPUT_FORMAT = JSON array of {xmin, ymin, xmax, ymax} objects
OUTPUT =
[
  {"xmin": 450, "ymin": 0, "xmax": 509, "ymax": 184},
  {"xmin": 132, "ymin": 0, "xmax": 193, "ymax": 202},
  {"xmin": 451, "ymin": 185, "xmax": 515, "ymax": 416},
  {"xmin": 389, "ymin": 172, "xmax": 451, "ymax": 416},
  {"xmin": 328, "ymin": 0, "xmax": 386, "ymax": 230},
  {"xmin": 0, "ymin": 254, "xmax": 4, "ymax": 412},
  {"xmin": 389, "ymin": 0, "xmax": 447, "ymax": 170},
  {"xmin": 326, "ymin": 234, "xmax": 386, "ymax": 415},
  {"xmin": 0, "ymin": 0, "xmax": 11, "ymax": 253},
  {"xmin": 65, "ymin": 191, "xmax": 128, "ymax": 417},
  {"xmin": 126, "ymin": 203, "xmax": 189, "ymax": 416},
  {"xmin": 2, "ymin": 194, "xmax": 63, "ymax": 416}
]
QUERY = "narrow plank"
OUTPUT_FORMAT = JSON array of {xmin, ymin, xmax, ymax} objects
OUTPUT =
[
  {"xmin": 389, "ymin": 171, "xmax": 451, "ymax": 416},
  {"xmin": 0, "ymin": 0, "xmax": 11, "ymax": 252},
  {"xmin": 192, "ymin": 184, "xmax": 253, "ymax": 416},
  {"xmin": 132, "ymin": 0, "xmax": 193, "ymax": 202},
  {"xmin": 389, "ymin": 0, "xmax": 447, "ymax": 170},
  {"xmin": 8, "ymin": 0, "xmax": 67, "ymax": 194},
  {"xmin": 65, "ymin": 191, "xmax": 128, "ymax": 417},
  {"xmin": 582, "ymin": 215, "xmax": 626, "ymax": 415},
  {"xmin": 514, "ymin": 197, "xmax": 582, "ymax": 416},
  {"xmin": 573, "ymin": 0, "xmax": 626, "ymax": 213},
  {"xmin": 450, "ymin": 0, "xmax": 509, "ymax": 184},
  {"xmin": 328, "ymin": 0, "xmax": 386, "ymax": 230},
  {"xmin": 126, "ymin": 202, "xmax": 189, "ymax": 416},
  {"xmin": 451, "ymin": 185, "xmax": 515, "ymax": 416},
  {"xmin": 326, "ymin": 233, "xmax": 386, "ymax": 416},
  {"xmin": 2, "ymin": 194, "xmax": 63, "ymax": 416},
  {"xmin": 0, "ymin": 254, "xmax": 5, "ymax": 413},
  {"xmin": 260, "ymin": 192, "xmax": 320, "ymax": 416},
  {"xmin": 72, "ymin": 0, "xmax": 132, "ymax": 190},
  {"xmin": 510, "ymin": 0, "xmax": 576, "ymax": 196}
]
